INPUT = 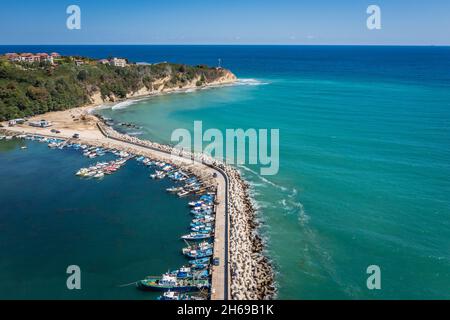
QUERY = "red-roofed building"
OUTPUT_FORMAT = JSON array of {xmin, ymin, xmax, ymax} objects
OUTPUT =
[
  {"xmin": 5, "ymin": 52, "xmax": 58, "ymax": 64},
  {"xmin": 5, "ymin": 53, "xmax": 20, "ymax": 61}
]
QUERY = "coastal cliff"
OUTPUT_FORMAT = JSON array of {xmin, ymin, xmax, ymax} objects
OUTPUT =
[
  {"xmin": 0, "ymin": 55, "xmax": 237, "ymax": 121},
  {"xmin": 100, "ymin": 66, "xmax": 237, "ymax": 103}
]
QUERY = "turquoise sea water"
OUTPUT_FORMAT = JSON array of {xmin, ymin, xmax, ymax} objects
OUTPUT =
[{"xmin": 1, "ymin": 46, "xmax": 450, "ymax": 299}]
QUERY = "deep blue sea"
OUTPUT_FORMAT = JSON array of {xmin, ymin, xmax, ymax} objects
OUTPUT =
[{"xmin": 1, "ymin": 45, "xmax": 450, "ymax": 299}]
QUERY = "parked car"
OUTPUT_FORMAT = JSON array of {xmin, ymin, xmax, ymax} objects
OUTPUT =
[
  {"xmin": 73, "ymin": 133, "xmax": 80, "ymax": 139},
  {"xmin": 213, "ymin": 258, "xmax": 220, "ymax": 266}
]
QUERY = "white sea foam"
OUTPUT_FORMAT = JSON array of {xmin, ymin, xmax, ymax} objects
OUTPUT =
[
  {"xmin": 127, "ymin": 131, "xmax": 144, "ymax": 136},
  {"xmin": 111, "ymin": 99, "xmax": 139, "ymax": 110},
  {"xmin": 236, "ymin": 78, "xmax": 269, "ymax": 86},
  {"xmin": 239, "ymin": 165, "xmax": 310, "ymax": 224},
  {"xmin": 238, "ymin": 165, "xmax": 287, "ymax": 191}
]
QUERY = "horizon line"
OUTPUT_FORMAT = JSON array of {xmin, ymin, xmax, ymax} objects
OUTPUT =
[{"xmin": 1, "ymin": 43, "xmax": 449, "ymax": 47}]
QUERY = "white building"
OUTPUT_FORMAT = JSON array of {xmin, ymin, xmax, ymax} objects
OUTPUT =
[
  {"xmin": 110, "ymin": 58, "xmax": 127, "ymax": 68},
  {"xmin": 29, "ymin": 120, "xmax": 53, "ymax": 128}
]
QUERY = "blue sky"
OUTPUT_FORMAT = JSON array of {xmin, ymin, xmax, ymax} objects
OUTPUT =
[{"xmin": 0, "ymin": 0, "xmax": 449, "ymax": 45}]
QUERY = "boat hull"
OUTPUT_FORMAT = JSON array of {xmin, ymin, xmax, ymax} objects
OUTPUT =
[{"xmin": 136, "ymin": 280, "xmax": 208, "ymax": 292}]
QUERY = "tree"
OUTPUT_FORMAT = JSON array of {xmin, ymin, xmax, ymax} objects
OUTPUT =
[{"xmin": 77, "ymin": 70, "xmax": 88, "ymax": 81}]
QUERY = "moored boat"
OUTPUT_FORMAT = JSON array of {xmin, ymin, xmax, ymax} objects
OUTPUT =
[
  {"xmin": 182, "ymin": 248, "xmax": 214, "ymax": 259},
  {"xmin": 157, "ymin": 291, "xmax": 192, "ymax": 301},
  {"xmin": 181, "ymin": 233, "xmax": 213, "ymax": 241},
  {"xmin": 137, "ymin": 274, "xmax": 210, "ymax": 292},
  {"xmin": 189, "ymin": 258, "xmax": 211, "ymax": 265}
]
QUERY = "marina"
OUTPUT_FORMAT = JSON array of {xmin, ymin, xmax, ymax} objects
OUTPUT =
[
  {"xmin": 1, "ymin": 41, "xmax": 449, "ymax": 302},
  {"xmin": 2, "ymin": 131, "xmax": 225, "ymax": 300},
  {"xmin": 1, "ymin": 94, "xmax": 275, "ymax": 300}
]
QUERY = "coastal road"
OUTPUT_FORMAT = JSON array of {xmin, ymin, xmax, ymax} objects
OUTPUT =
[{"xmin": 5, "ymin": 123, "xmax": 231, "ymax": 300}]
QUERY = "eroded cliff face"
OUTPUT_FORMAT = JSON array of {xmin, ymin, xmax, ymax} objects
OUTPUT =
[
  {"xmin": 91, "ymin": 68, "xmax": 237, "ymax": 104},
  {"xmin": 209, "ymin": 68, "xmax": 238, "ymax": 84}
]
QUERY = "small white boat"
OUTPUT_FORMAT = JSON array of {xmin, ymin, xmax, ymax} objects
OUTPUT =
[
  {"xmin": 94, "ymin": 172, "xmax": 104, "ymax": 179},
  {"xmin": 85, "ymin": 171, "xmax": 96, "ymax": 177},
  {"xmin": 178, "ymin": 191, "xmax": 190, "ymax": 197},
  {"xmin": 76, "ymin": 169, "xmax": 89, "ymax": 176}
]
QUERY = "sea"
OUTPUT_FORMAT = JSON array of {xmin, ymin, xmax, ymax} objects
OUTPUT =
[{"xmin": 0, "ymin": 45, "xmax": 449, "ymax": 299}]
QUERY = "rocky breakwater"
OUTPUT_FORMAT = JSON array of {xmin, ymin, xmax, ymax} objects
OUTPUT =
[{"xmin": 223, "ymin": 166, "xmax": 276, "ymax": 300}]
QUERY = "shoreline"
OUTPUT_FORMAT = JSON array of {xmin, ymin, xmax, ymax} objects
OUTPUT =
[{"xmin": 0, "ymin": 80, "xmax": 276, "ymax": 300}]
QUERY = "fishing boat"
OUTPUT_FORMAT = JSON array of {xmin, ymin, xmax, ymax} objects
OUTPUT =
[
  {"xmin": 191, "ymin": 207, "xmax": 213, "ymax": 213},
  {"xmin": 150, "ymin": 170, "xmax": 166, "ymax": 179},
  {"xmin": 189, "ymin": 258, "xmax": 211, "ymax": 265},
  {"xmin": 157, "ymin": 291, "xmax": 206, "ymax": 301},
  {"xmin": 181, "ymin": 233, "xmax": 213, "ymax": 241},
  {"xmin": 167, "ymin": 266, "xmax": 209, "ymax": 280},
  {"xmin": 190, "ymin": 222, "xmax": 214, "ymax": 229},
  {"xmin": 85, "ymin": 171, "xmax": 97, "ymax": 178},
  {"xmin": 192, "ymin": 216, "xmax": 215, "ymax": 224},
  {"xmin": 191, "ymin": 229, "xmax": 214, "ymax": 235},
  {"xmin": 177, "ymin": 190, "xmax": 190, "ymax": 197},
  {"xmin": 76, "ymin": 168, "xmax": 89, "ymax": 176},
  {"xmin": 191, "ymin": 223, "xmax": 213, "ymax": 230},
  {"xmin": 166, "ymin": 186, "xmax": 183, "ymax": 193},
  {"xmin": 190, "ymin": 263, "xmax": 209, "ymax": 270},
  {"xmin": 169, "ymin": 266, "xmax": 193, "ymax": 279},
  {"xmin": 150, "ymin": 173, "xmax": 165, "ymax": 180},
  {"xmin": 190, "ymin": 203, "xmax": 211, "ymax": 209},
  {"xmin": 136, "ymin": 274, "xmax": 210, "ymax": 292},
  {"xmin": 191, "ymin": 212, "xmax": 214, "ymax": 219},
  {"xmin": 183, "ymin": 248, "xmax": 214, "ymax": 259},
  {"xmin": 93, "ymin": 172, "xmax": 104, "ymax": 179},
  {"xmin": 157, "ymin": 291, "xmax": 192, "ymax": 301},
  {"xmin": 183, "ymin": 241, "xmax": 213, "ymax": 251}
]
